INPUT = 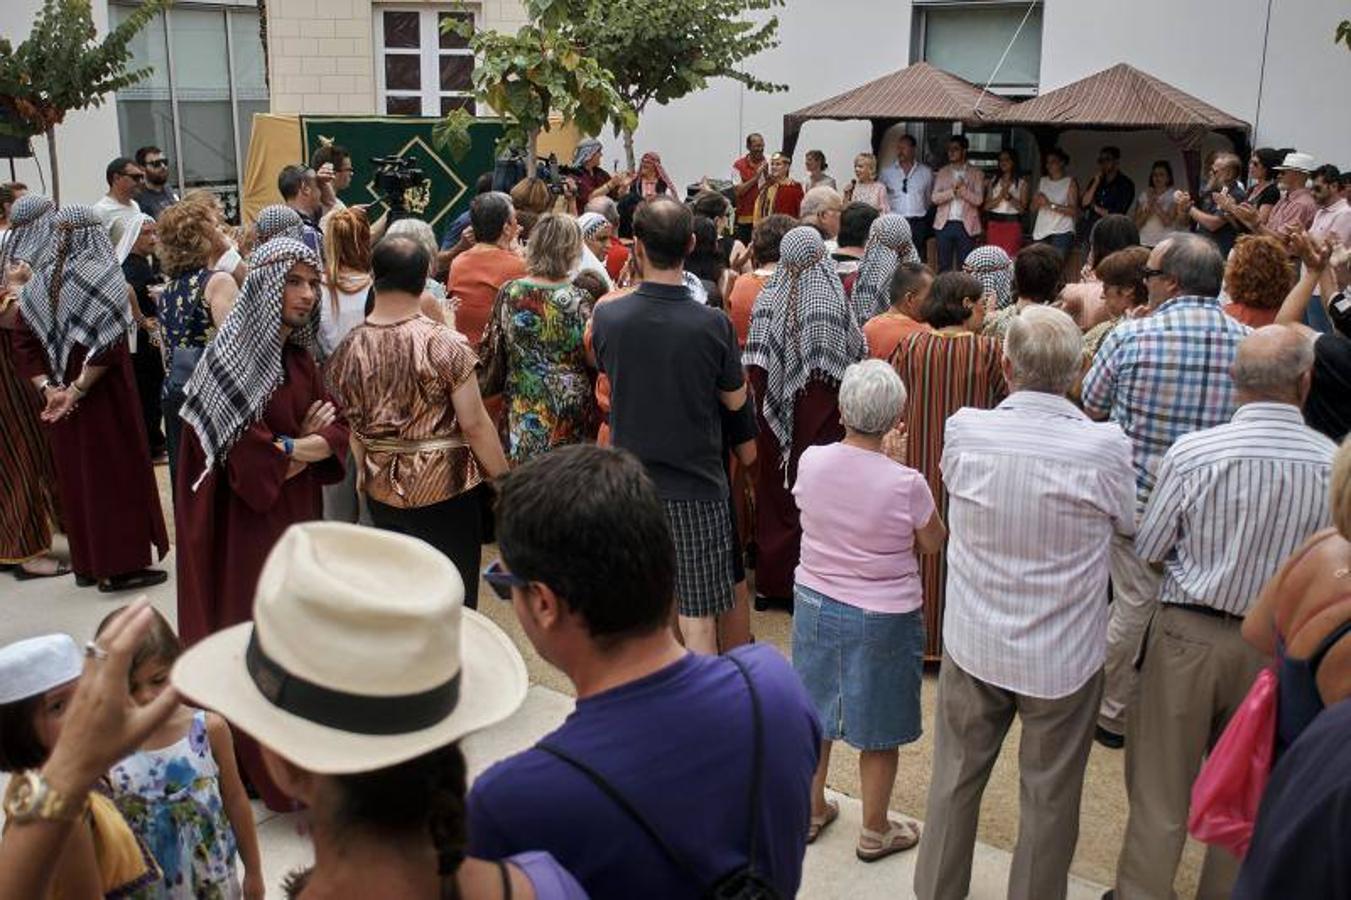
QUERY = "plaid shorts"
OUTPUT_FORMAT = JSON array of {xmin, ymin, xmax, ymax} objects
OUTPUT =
[{"xmin": 665, "ymin": 498, "xmax": 736, "ymax": 618}]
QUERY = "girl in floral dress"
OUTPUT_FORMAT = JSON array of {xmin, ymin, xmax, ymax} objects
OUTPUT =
[{"xmin": 102, "ymin": 608, "xmax": 264, "ymax": 899}]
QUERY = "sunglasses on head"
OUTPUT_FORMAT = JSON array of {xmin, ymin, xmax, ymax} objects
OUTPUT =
[{"xmin": 483, "ymin": 559, "xmax": 529, "ymax": 601}]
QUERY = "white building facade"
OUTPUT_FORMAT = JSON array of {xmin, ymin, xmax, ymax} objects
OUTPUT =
[{"xmin": 2, "ymin": 0, "xmax": 1346, "ymax": 215}]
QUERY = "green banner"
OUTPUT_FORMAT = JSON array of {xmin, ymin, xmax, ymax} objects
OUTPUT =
[{"xmin": 299, "ymin": 116, "xmax": 504, "ymax": 231}]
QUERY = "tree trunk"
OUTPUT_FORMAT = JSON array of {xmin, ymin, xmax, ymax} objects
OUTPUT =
[
  {"xmin": 623, "ymin": 127, "xmax": 636, "ymax": 172},
  {"xmin": 45, "ymin": 124, "xmax": 60, "ymax": 206},
  {"xmin": 527, "ymin": 128, "xmax": 539, "ymax": 165}
]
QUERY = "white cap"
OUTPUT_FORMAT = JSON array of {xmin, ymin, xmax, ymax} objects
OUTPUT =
[{"xmin": 0, "ymin": 634, "xmax": 83, "ymax": 704}]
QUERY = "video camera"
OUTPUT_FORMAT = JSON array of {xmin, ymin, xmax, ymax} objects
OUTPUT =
[
  {"xmin": 370, "ymin": 155, "xmax": 424, "ymax": 222},
  {"xmin": 536, "ymin": 153, "xmax": 580, "ymax": 198}
]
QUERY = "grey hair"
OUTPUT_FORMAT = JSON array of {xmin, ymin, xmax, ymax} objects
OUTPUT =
[
  {"xmin": 384, "ymin": 218, "xmax": 438, "ymax": 271},
  {"xmin": 525, "ymin": 213, "xmax": 583, "ymax": 280},
  {"xmin": 1232, "ymin": 325, "xmax": 1315, "ymax": 398},
  {"xmin": 585, "ymin": 195, "xmax": 620, "ymax": 227},
  {"xmin": 1157, "ymin": 233, "xmax": 1225, "ymax": 299},
  {"xmin": 800, "ymin": 186, "xmax": 844, "ymax": 221},
  {"xmin": 838, "ymin": 359, "xmax": 907, "ymax": 435},
  {"xmin": 1003, "ymin": 305, "xmax": 1084, "ymax": 395}
]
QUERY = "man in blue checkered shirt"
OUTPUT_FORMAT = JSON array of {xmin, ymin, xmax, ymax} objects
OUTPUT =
[{"xmin": 1081, "ymin": 233, "xmax": 1250, "ymax": 747}]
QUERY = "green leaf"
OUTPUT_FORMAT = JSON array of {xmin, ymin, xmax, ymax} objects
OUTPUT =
[{"xmin": 432, "ymin": 108, "xmax": 475, "ymax": 160}]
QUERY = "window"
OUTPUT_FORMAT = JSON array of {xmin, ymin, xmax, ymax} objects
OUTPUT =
[
  {"xmin": 112, "ymin": 1, "xmax": 269, "ymax": 223},
  {"xmin": 913, "ymin": 1, "xmax": 1042, "ymax": 95},
  {"xmin": 375, "ymin": 7, "xmax": 476, "ymax": 117}
]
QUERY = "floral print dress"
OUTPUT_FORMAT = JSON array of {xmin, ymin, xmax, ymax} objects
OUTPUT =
[
  {"xmin": 109, "ymin": 710, "xmax": 241, "ymax": 899},
  {"xmin": 492, "ymin": 278, "xmax": 597, "ymax": 464}
]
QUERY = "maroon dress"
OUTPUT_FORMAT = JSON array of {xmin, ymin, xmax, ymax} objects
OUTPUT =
[
  {"xmin": 174, "ymin": 345, "xmax": 347, "ymax": 811},
  {"xmin": 747, "ymin": 368, "xmax": 844, "ymax": 600},
  {"xmin": 12, "ymin": 318, "xmax": 168, "ymax": 578}
]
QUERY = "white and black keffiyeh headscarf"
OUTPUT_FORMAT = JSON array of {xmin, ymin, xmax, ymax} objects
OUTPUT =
[
  {"xmin": 18, "ymin": 204, "xmax": 132, "ymax": 382},
  {"xmin": 850, "ymin": 214, "xmax": 921, "ymax": 325},
  {"xmin": 180, "ymin": 237, "xmax": 321, "ymax": 490},
  {"xmin": 743, "ymin": 226, "xmax": 865, "ymax": 468},
  {"xmin": 964, "ymin": 245, "xmax": 1014, "ymax": 309},
  {"xmin": 253, "ymin": 205, "xmax": 306, "ymax": 248},
  {"xmin": 1, "ymin": 194, "xmax": 57, "ymax": 275}
]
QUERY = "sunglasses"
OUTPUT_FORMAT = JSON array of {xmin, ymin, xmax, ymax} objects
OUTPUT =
[
  {"xmin": 121, "ymin": 171, "xmax": 146, "ymax": 182},
  {"xmin": 145, "ymin": 159, "xmax": 169, "ymax": 169},
  {"xmin": 1141, "ymin": 266, "xmax": 1167, "ymax": 279},
  {"xmin": 483, "ymin": 559, "xmax": 528, "ymax": 601}
]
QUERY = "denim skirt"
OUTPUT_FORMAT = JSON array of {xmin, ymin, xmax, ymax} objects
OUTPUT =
[{"xmin": 791, "ymin": 583, "xmax": 924, "ymax": 750}]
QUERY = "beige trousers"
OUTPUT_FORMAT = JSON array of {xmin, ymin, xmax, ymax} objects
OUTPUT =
[
  {"xmin": 1099, "ymin": 531, "xmax": 1164, "ymax": 734},
  {"xmin": 1114, "ymin": 605, "xmax": 1266, "ymax": 900},
  {"xmin": 914, "ymin": 654, "xmax": 1102, "ymax": 900}
]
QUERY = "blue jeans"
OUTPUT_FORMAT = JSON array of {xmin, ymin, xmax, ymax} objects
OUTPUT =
[{"xmin": 936, "ymin": 220, "xmax": 977, "ymax": 272}]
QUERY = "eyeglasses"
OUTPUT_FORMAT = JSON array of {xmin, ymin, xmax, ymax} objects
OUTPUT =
[
  {"xmin": 483, "ymin": 559, "xmax": 529, "ymax": 601},
  {"xmin": 145, "ymin": 159, "xmax": 169, "ymax": 169},
  {"xmin": 121, "ymin": 171, "xmax": 146, "ymax": 182},
  {"xmin": 1141, "ymin": 266, "xmax": 1166, "ymax": 279}
]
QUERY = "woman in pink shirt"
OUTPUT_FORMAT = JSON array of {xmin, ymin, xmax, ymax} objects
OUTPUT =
[{"xmin": 791, "ymin": 359, "xmax": 946, "ymax": 863}]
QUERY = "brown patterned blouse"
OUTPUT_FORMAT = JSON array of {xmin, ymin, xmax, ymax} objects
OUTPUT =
[{"xmin": 327, "ymin": 315, "xmax": 481, "ymax": 508}]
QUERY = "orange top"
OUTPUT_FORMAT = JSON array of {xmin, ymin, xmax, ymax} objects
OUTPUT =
[
  {"xmin": 583, "ymin": 285, "xmax": 639, "ymax": 447},
  {"xmin": 727, "ymin": 271, "xmax": 771, "ymax": 348},
  {"xmin": 863, "ymin": 312, "xmax": 933, "ymax": 361},
  {"xmin": 447, "ymin": 245, "xmax": 527, "ymax": 346}
]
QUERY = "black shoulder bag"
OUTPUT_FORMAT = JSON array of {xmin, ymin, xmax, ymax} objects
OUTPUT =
[{"xmin": 537, "ymin": 653, "xmax": 781, "ymax": 900}]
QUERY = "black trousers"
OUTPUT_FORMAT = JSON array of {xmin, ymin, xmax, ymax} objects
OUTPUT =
[
  {"xmin": 368, "ymin": 489, "xmax": 484, "ymax": 609},
  {"xmin": 133, "ymin": 341, "xmax": 165, "ymax": 453}
]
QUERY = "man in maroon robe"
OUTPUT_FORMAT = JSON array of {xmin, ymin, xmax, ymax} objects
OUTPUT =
[
  {"xmin": 174, "ymin": 236, "xmax": 347, "ymax": 810},
  {"xmin": 13, "ymin": 204, "xmax": 169, "ymax": 591}
]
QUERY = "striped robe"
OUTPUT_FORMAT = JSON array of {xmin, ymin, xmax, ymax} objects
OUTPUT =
[
  {"xmin": 891, "ymin": 329, "xmax": 1007, "ymax": 658},
  {"xmin": 0, "ymin": 327, "xmax": 62, "ymax": 562}
]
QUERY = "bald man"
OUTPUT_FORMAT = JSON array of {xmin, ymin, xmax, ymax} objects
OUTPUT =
[{"xmin": 1114, "ymin": 325, "xmax": 1337, "ymax": 900}]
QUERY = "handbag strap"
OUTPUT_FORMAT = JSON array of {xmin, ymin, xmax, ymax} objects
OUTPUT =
[{"xmin": 536, "ymin": 652, "xmax": 766, "ymax": 890}]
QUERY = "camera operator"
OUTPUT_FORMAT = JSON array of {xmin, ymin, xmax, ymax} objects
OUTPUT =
[{"xmin": 305, "ymin": 145, "xmax": 390, "ymax": 247}]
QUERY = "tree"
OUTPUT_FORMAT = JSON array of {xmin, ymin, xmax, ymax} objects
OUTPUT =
[
  {"xmin": 432, "ymin": 12, "xmax": 635, "ymax": 167},
  {"xmin": 0, "ymin": 0, "xmax": 167, "ymax": 204},
  {"xmin": 1338, "ymin": 19, "xmax": 1351, "ymax": 50},
  {"xmin": 554, "ymin": 0, "xmax": 786, "ymax": 168}
]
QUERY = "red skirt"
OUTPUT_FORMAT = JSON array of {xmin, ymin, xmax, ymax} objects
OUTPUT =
[{"xmin": 985, "ymin": 219, "xmax": 1023, "ymax": 258}]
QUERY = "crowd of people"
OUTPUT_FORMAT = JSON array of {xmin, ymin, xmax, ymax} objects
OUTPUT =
[{"xmin": 0, "ymin": 125, "xmax": 1350, "ymax": 900}]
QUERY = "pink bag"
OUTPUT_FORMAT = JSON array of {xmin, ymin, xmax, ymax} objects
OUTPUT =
[{"xmin": 1187, "ymin": 666, "xmax": 1277, "ymax": 859}]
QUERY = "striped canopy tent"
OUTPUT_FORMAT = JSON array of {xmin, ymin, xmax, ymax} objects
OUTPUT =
[
  {"xmin": 1002, "ymin": 63, "xmax": 1251, "ymax": 191},
  {"xmin": 781, "ymin": 62, "xmax": 1014, "ymax": 160}
]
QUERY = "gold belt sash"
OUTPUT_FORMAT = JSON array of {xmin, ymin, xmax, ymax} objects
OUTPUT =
[{"xmin": 357, "ymin": 433, "xmax": 468, "ymax": 500}]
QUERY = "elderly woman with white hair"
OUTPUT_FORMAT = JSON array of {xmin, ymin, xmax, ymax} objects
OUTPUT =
[{"xmin": 791, "ymin": 358, "xmax": 946, "ymax": 862}]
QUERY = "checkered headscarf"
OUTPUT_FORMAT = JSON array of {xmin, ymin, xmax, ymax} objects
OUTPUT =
[
  {"xmin": 1, "ymin": 194, "xmax": 57, "ymax": 275},
  {"xmin": 744, "ymin": 225, "xmax": 865, "ymax": 467},
  {"xmin": 577, "ymin": 212, "xmax": 609, "ymax": 241},
  {"xmin": 849, "ymin": 214, "xmax": 921, "ymax": 325},
  {"xmin": 964, "ymin": 245, "xmax": 1014, "ymax": 309},
  {"xmin": 253, "ymin": 205, "xmax": 306, "ymax": 247},
  {"xmin": 18, "ymin": 205, "xmax": 132, "ymax": 382},
  {"xmin": 180, "ymin": 237, "xmax": 321, "ymax": 490}
]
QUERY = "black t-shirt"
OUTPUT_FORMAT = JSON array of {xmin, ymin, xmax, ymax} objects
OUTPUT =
[
  {"xmin": 592, "ymin": 281, "xmax": 745, "ymax": 501},
  {"xmin": 1305, "ymin": 333, "xmax": 1351, "ymax": 442},
  {"xmin": 1195, "ymin": 182, "xmax": 1246, "ymax": 257},
  {"xmin": 1234, "ymin": 697, "xmax": 1351, "ymax": 899}
]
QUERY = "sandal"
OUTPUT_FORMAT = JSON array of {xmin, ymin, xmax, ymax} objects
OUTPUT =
[
  {"xmin": 807, "ymin": 799, "xmax": 839, "ymax": 844},
  {"xmin": 13, "ymin": 559, "xmax": 72, "ymax": 580},
  {"xmin": 856, "ymin": 819, "xmax": 920, "ymax": 862},
  {"xmin": 98, "ymin": 569, "xmax": 169, "ymax": 593}
]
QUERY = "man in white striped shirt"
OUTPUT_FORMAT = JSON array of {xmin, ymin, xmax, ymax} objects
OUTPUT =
[
  {"xmin": 1114, "ymin": 325, "xmax": 1336, "ymax": 900},
  {"xmin": 915, "ymin": 307, "xmax": 1135, "ymax": 900}
]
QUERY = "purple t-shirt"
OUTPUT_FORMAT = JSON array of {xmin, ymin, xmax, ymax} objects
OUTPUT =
[
  {"xmin": 467, "ymin": 645, "xmax": 821, "ymax": 899},
  {"xmin": 792, "ymin": 443, "xmax": 935, "ymax": 613}
]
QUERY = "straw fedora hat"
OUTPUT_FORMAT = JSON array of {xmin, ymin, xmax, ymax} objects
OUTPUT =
[
  {"xmin": 1275, "ymin": 152, "xmax": 1317, "ymax": 174},
  {"xmin": 172, "ymin": 521, "xmax": 527, "ymax": 774}
]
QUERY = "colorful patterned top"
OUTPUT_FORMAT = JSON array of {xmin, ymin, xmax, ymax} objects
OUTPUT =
[
  {"xmin": 1081, "ymin": 295, "xmax": 1250, "ymax": 516},
  {"xmin": 109, "ymin": 710, "xmax": 240, "ymax": 899},
  {"xmin": 157, "ymin": 268, "xmax": 215, "ymax": 395},
  {"xmin": 892, "ymin": 329, "xmax": 1007, "ymax": 658},
  {"xmin": 492, "ymin": 278, "xmax": 597, "ymax": 464}
]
